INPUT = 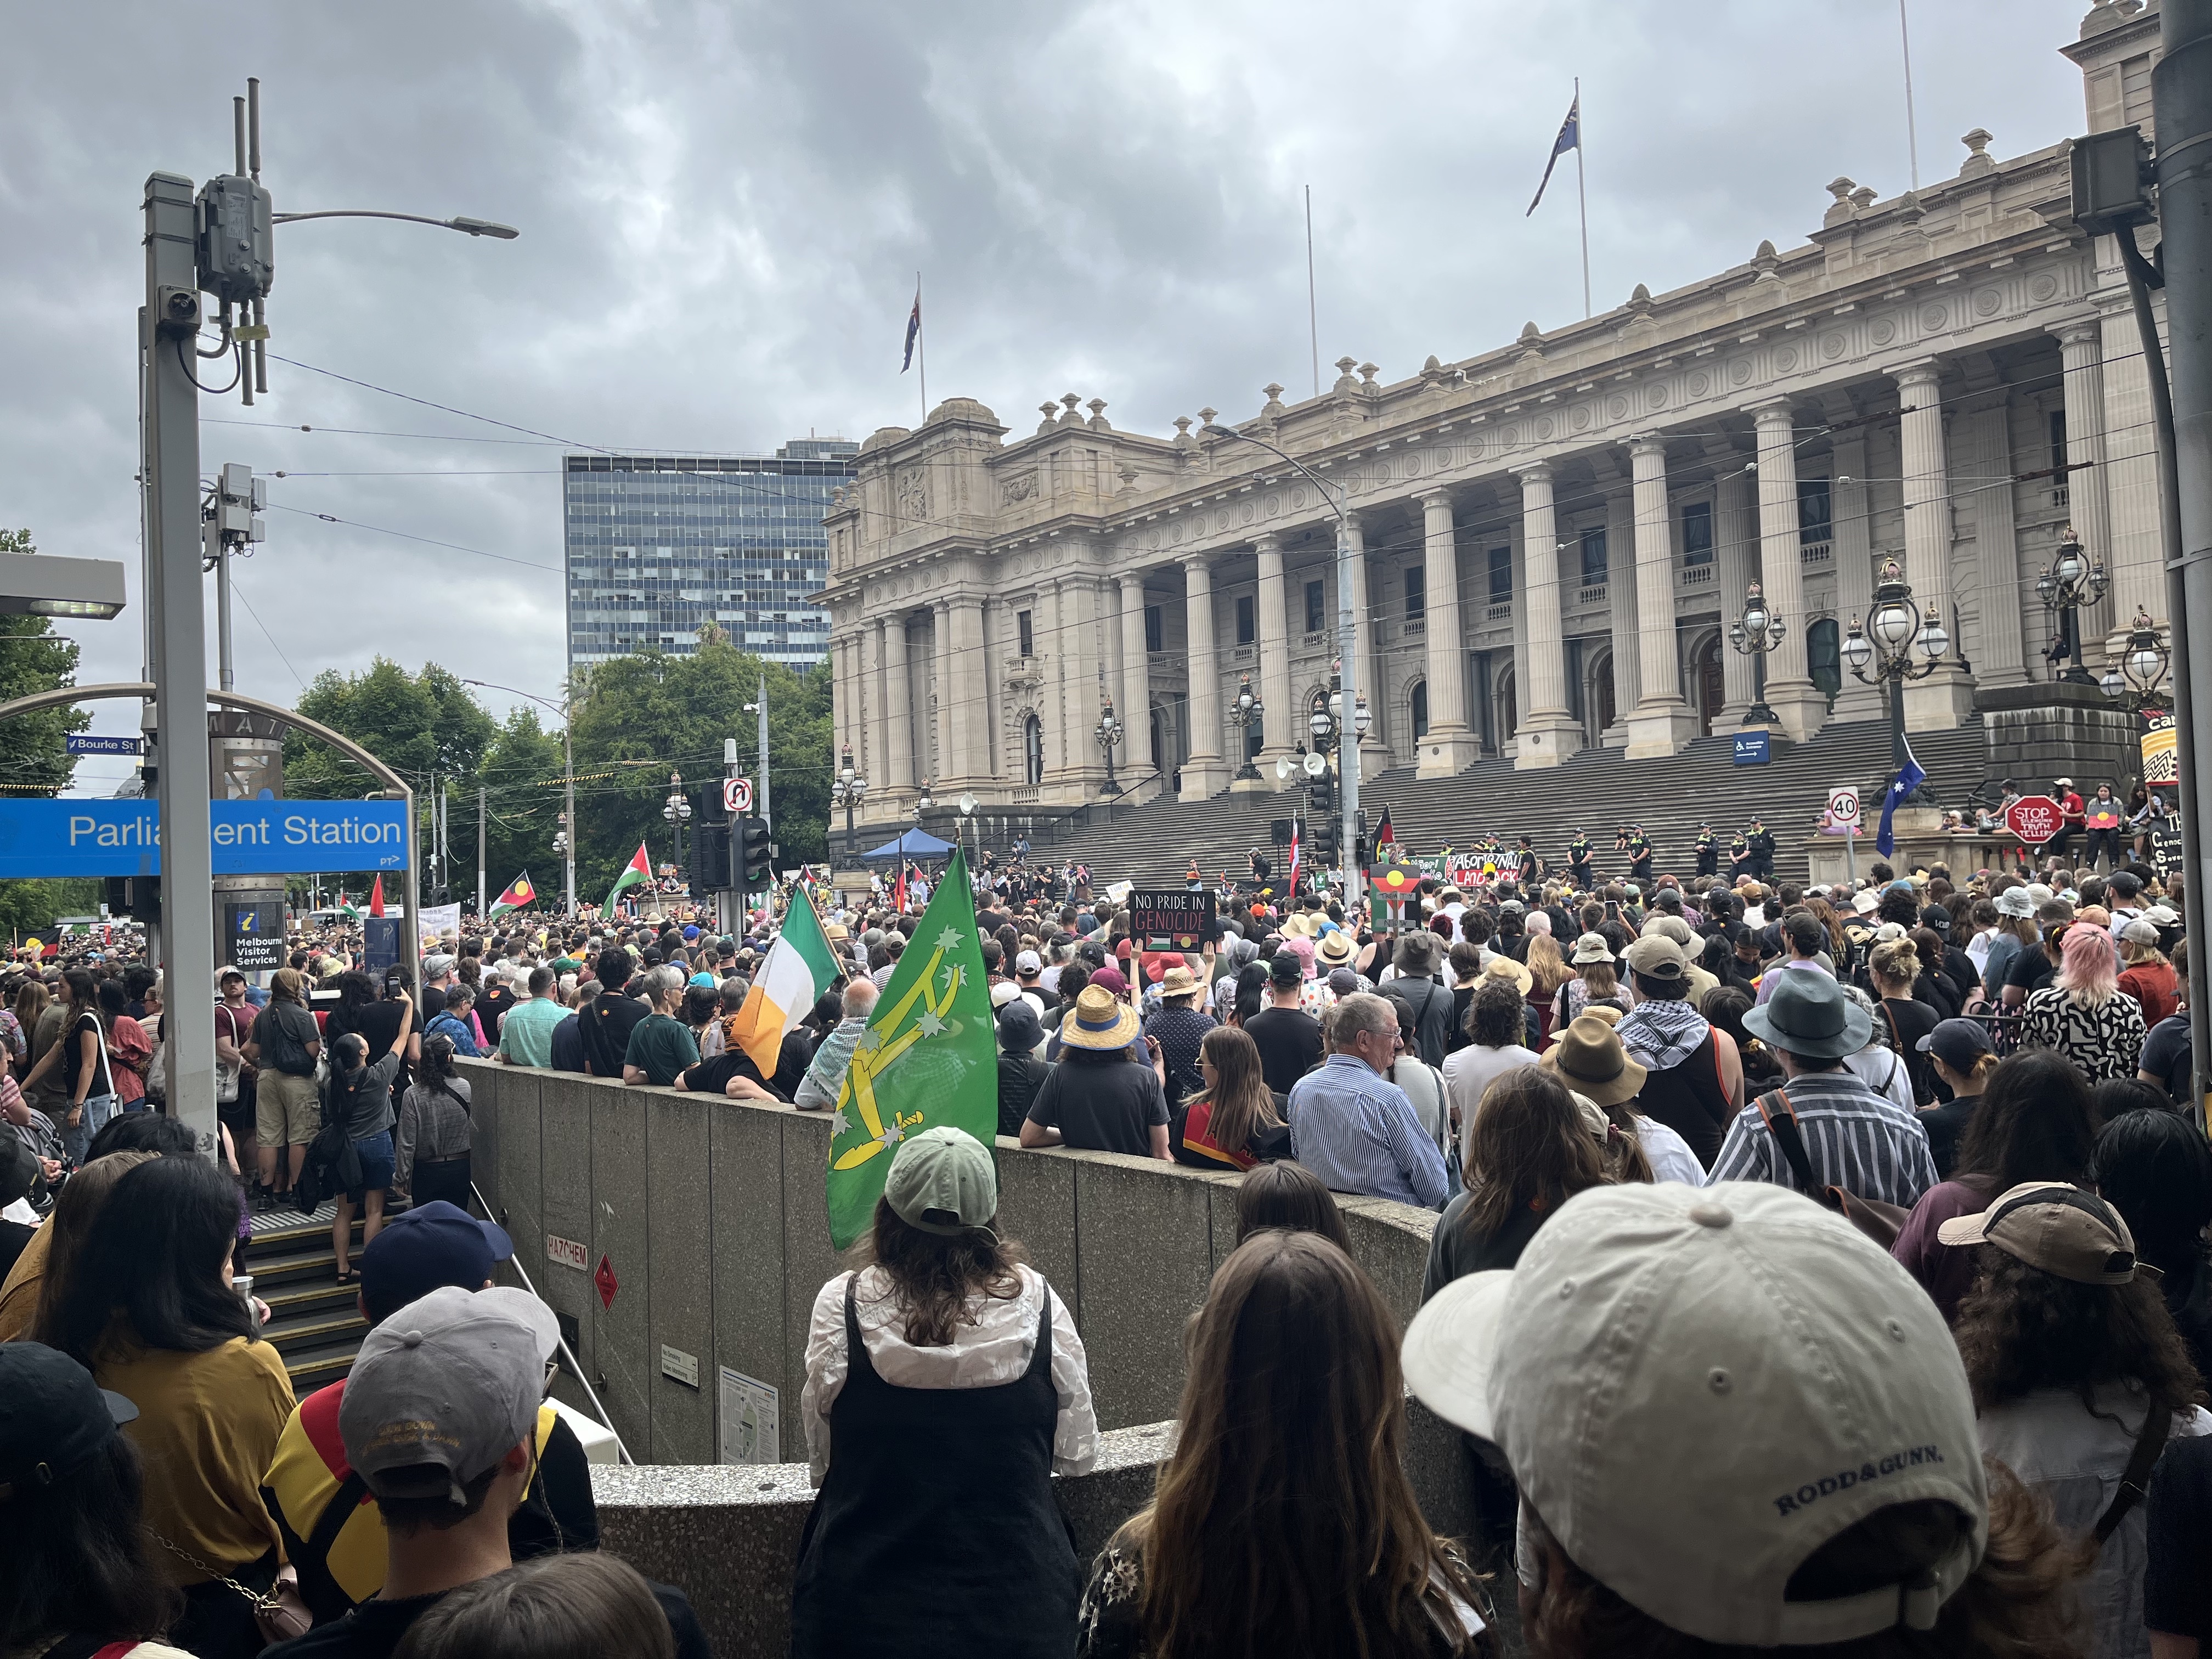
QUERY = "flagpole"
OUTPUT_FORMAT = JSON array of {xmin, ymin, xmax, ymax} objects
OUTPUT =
[
  {"xmin": 1305, "ymin": 185, "xmax": 1320, "ymax": 399},
  {"xmin": 916, "ymin": 270, "xmax": 928, "ymax": 422},
  {"xmin": 1573, "ymin": 77, "xmax": 1592, "ymax": 319}
]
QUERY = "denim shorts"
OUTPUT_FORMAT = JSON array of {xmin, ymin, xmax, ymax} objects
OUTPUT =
[{"xmin": 348, "ymin": 1128, "xmax": 396, "ymax": 1201}]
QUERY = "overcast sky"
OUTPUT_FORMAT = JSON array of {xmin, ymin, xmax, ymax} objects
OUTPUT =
[{"xmin": 0, "ymin": 0, "xmax": 2092, "ymax": 791}]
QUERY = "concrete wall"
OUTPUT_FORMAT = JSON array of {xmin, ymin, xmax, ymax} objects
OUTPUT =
[{"xmin": 461, "ymin": 1061, "xmax": 1487, "ymax": 1658}]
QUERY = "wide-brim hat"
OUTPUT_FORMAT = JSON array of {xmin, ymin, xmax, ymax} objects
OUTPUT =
[
  {"xmin": 1995, "ymin": 888, "xmax": 2035, "ymax": 918},
  {"xmin": 1062, "ymin": 984, "xmax": 1141, "ymax": 1049},
  {"xmin": 1569, "ymin": 933, "xmax": 1613, "ymax": 965},
  {"xmin": 1317, "ymin": 931, "xmax": 1356, "ymax": 967},
  {"xmin": 1480, "ymin": 955, "xmax": 1533, "ymax": 996},
  {"xmin": 1741, "ymin": 969, "xmax": 1872, "ymax": 1061},
  {"xmin": 1540, "ymin": 1013, "xmax": 1648, "ymax": 1106},
  {"xmin": 1158, "ymin": 964, "xmax": 1201, "ymax": 998}
]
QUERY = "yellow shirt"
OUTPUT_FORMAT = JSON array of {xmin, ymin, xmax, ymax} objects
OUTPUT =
[
  {"xmin": 96, "ymin": 1335, "xmax": 296, "ymax": 1583},
  {"xmin": 0, "ymin": 1222, "xmax": 50, "ymax": 1341}
]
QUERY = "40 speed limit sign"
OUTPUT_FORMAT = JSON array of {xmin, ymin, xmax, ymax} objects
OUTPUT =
[{"xmin": 1827, "ymin": 786, "xmax": 1861, "ymax": 827}]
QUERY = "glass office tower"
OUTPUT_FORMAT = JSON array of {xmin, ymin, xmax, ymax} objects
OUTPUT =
[{"xmin": 563, "ymin": 438, "xmax": 858, "ymax": 674}]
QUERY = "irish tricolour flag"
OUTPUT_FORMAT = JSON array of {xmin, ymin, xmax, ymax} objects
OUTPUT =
[
  {"xmin": 726, "ymin": 887, "xmax": 842, "ymax": 1075},
  {"xmin": 603, "ymin": 843, "xmax": 652, "ymax": 913}
]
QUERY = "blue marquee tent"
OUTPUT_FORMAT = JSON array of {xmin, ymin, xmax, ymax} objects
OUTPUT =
[{"xmin": 860, "ymin": 828, "xmax": 955, "ymax": 861}]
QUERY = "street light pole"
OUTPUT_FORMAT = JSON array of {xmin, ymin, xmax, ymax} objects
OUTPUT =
[
  {"xmin": 1204, "ymin": 422, "xmax": 1362, "ymax": 905},
  {"xmin": 2035, "ymin": 525, "xmax": 2109, "ymax": 686},
  {"xmin": 463, "ymin": 678, "xmax": 577, "ymax": 915},
  {"xmin": 1729, "ymin": 581, "xmax": 1786, "ymax": 727},
  {"xmin": 1843, "ymin": 558, "xmax": 1947, "ymax": 803}
]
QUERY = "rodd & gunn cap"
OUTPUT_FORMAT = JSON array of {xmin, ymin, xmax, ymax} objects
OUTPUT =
[{"xmin": 1401, "ymin": 1181, "xmax": 1985, "ymax": 1646}]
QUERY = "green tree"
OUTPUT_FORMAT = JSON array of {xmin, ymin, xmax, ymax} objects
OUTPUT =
[
  {"xmin": 464, "ymin": 706, "xmax": 568, "ymax": 909},
  {"xmin": 567, "ymin": 634, "xmax": 831, "ymax": 896},
  {"xmin": 0, "ymin": 528, "xmax": 89, "ymax": 797},
  {"xmin": 0, "ymin": 878, "xmax": 104, "ymax": 943},
  {"xmin": 284, "ymin": 658, "xmax": 496, "ymax": 799}
]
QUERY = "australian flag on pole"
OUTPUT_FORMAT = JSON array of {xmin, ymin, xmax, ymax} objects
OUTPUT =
[
  {"xmin": 901, "ymin": 286, "xmax": 922, "ymax": 372},
  {"xmin": 1527, "ymin": 93, "xmax": 1581, "ymax": 216},
  {"xmin": 1875, "ymin": 738, "xmax": 1927, "ymax": 858}
]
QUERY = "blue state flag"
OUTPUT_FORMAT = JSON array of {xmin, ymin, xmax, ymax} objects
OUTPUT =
[
  {"xmin": 1875, "ymin": 740, "xmax": 1927, "ymax": 858},
  {"xmin": 1527, "ymin": 93, "xmax": 1581, "ymax": 216}
]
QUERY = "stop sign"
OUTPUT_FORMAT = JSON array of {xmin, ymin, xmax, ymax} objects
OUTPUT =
[{"xmin": 2006, "ymin": 794, "xmax": 2064, "ymax": 845}]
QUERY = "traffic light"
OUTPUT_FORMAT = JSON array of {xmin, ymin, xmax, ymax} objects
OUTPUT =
[
  {"xmin": 739, "ymin": 817, "xmax": 773, "ymax": 885},
  {"xmin": 1310, "ymin": 814, "xmax": 1338, "ymax": 860},
  {"xmin": 696, "ymin": 821, "xmax": 733, "ymax": 891}
]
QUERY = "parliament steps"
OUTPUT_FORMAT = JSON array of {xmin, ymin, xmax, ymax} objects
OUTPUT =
[{"xmin": 1024, "ymin": 717, "xmax": 1991, "ymax": 894}]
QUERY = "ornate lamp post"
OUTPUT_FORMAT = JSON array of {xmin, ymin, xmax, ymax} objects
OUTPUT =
[
  {"xmin": 1228, "ymin": 673, "xmax": 1263, "ymax": 781},
  {"xmin": 829, "ymin": 744, "xmax": 867, "ymax": 861},
  {"xmin": 1728, "ymin": 581, "xmax": 1786, "ymax": 727},
  {"xmin": 2036, "ymin": 525, "xmax": 2110, "ymax": 686},
  {"xmin": 2101, "ymin": 607, "xmax": 2172, "ymax": 713},
  {"xmin": 1095, "ymin": 693, "xmax": 1124, "ymax": 794},
  {"xmin": 661, "ymin": 771, "xmax": 692, "ymax": 881},
  {"xmin": 1842, "ymin": 559, "xmax": 1946, "ymax": 800}
]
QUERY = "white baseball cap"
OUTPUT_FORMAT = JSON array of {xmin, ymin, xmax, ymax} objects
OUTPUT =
[{"xmin": 1402, "ymin": 1182, "xmax": 1985, "ymax": 1646}]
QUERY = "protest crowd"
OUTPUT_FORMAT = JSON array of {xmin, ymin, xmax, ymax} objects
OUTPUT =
[{"xmin": 4, "ymin": 798, "xmax": 2212, "ymax": 1659}]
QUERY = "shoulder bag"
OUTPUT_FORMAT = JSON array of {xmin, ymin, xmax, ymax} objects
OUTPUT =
[
  {"xmin": 2091, "ymin": 1404, "xmax": 2172, "ymax": 1547},
  {"xmin": 1753, "ymin": 1086, "xmax": 1910, "ymax": 1249}
]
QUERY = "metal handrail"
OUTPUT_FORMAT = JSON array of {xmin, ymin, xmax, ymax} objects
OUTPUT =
[{"xmin": 472, "ymin": 1180, "xmax": 635, "ymax": 1466}]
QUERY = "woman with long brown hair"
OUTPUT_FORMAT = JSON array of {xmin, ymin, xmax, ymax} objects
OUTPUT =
[
  {"xmin": 18, "ymin": 968, "xmax": 118, "ymax": 1164},
  {"xmin": 1173, "ymin": 1026, "xmax": 1288, "ymax": 1170},
  {"xmin": 1079, "ymin": 1230, "xmax": 1491, "ymax": 1658},
  {"xmin": 792, "ymin": 1126, "xmax": 1096, "ymax": 1658},
  {"xmin": 1950, "ymin": 1181, "xmax": 2209, "ymax": 1657},
  {"xmin": 1553, "ymin": 935, "xmax": 1622, "ymax": 1031},
  {"xmin": 1523, "ymin": 932, "xmax": 1572, "ymax": 1043},
  {"xmin": 1423, "ymin": 1066, "xmax": 1647, "ymax": 1302}
]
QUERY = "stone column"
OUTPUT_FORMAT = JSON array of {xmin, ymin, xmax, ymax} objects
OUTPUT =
[
  {"xmin": 947, "ymin": 595, "xmax": 987, "ymax": 784},
  {"xmin": 1066, "ymin": 572, "xmax": 1110, "ymax": 792},
  {"xmin": 1255, "ymin": 534, "xmax": 1294, "ymax": 763},
  {"xmin": 1509, "ymin": 463, "xmax": 1582, "ymax": 768},
  {"xmin": 1626, "ymin": 435, "xmax": 1699, "ymax": 757},
  {"xmin": 1180, "ymin": 556, "xmax": 1228, "ymax": 799},
  {"xmin": 1714, "ymin": 462, "xmax": 1759, "ymax": 722},
  {"xmin": 2101, "ymin": 300, "xmax": 2164, "ymax": 644},
  {"xmin": 975, "ymin": 597, "xmax": 999, "ymax": 778},
  {"xmin": 1748, "ymin": 400, "xmax": 1827, "ymax": 738},
  {"xmin": 1415, "ymin": 489, "xmax": 1480, "ymax": 775},
  {"xmin": 1604, "ymin": 482, "xmax": 1639, "ymax": 746},
  {"xmin": 1888, "ymin": 360, "xmax": 1975, "ymax": 727},
  {"xmin": 881, "ymin": 614, "xmax": 913, "ymax": 797},
  {"xmin": 1828, "ymin": 432, "xmax": 1884, "ymax": 722},
  {"xmin": 1344, "ymin": 514, "xmax": 1389, "ymax": 769},
  {"xmin": 1118, "ymin": 572, "xmax": 1152, "ymax": 785},
  {"xmin": 2052, "ymin": 320, "xmax": 2118, "ymax": 637},
  {"xmin": 1966, "ymin": 404, "xmax": 2029, "ymax": 687},
  {"xmin": 928, "ymin": 600, "xmax": 955, "ymax": 786}
]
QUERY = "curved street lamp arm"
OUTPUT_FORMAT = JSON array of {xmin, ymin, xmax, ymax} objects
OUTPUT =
[
  {"xmin": 270, "ymin": 209, "xmax": 520, "ymax": 239},
  {"xmin": 1200, "ymin": 425, "xmax": 1347, "ymax": 524}
]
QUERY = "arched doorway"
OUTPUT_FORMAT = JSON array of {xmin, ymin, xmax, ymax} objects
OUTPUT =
[
  {"xmin": 1409, "ymin": 679, "xmax": 1430, "ymax": 740},
  {"xmin": 1022, "ymin": 713, "xmax": 1044, "ymax": 785},
  {"xmin": 1496, "ymin": 664, "xmax": 1517, "ymax": 749},
  {"xmin": 1692, "ymin": 634, "xmax": 1724, "ymax": 735}
]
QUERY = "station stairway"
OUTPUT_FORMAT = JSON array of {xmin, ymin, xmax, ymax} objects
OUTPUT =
[
  {"xmin": 1020, "ymin": 717, "xmax": 1993, "ymax": 891},
  {"xmin": 241, "ymin": 1203, "xmax": 385, "ymax": 1393}
]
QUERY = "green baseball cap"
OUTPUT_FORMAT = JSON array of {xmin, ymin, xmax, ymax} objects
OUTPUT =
[{"xmin": 884, "ymin": 1126, "xmax": 998, "ymax": 1237}]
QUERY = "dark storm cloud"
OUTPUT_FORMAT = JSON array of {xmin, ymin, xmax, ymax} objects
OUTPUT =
[{"xmin": 0, "ymin": 0, "xmax": 2086, "ymax": 762}]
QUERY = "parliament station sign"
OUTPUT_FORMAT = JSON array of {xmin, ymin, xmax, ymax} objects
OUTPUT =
[{"xmin": 0, "ymin": 798, "xmax": 410, "ymax": 878}]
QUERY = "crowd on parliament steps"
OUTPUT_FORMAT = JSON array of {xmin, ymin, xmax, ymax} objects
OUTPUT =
[{"xmin": 3, "ymin": 831, "xmax": 2212, "ymax": 1657}]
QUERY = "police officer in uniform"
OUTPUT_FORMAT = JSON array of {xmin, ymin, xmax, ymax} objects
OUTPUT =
[
  {"xmin": 1566, "ymin": 831, "xmax": 1595, "ymax": 890},
  {"xmin": 1625, "ymin": 824, "xmax": 1655, "ymax": 885},
  {"xmin": 1747, "ymin": 816, "xmax": 1778, "ymax": 880},
  {"xmin": 1695, "ymin": 822, "xmax": 1719, "ymax": 878},
  {"xmin": 1729, "ymin": 828, "xmax": 1753, "ymax": 883}
]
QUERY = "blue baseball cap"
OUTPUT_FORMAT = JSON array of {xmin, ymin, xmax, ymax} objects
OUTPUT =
[
  {"xmin": 682, "ymin": 924, "xmax": 701, "ymax": 941},
  {"xmin": 357, "ymin": 1201, "xmax": 515, "ymax": 1321}
]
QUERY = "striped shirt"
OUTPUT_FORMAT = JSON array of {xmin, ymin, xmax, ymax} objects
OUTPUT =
[{"xmin": 1708, "ymin": 1070, "xmax": 1938, "ymax": 1209}]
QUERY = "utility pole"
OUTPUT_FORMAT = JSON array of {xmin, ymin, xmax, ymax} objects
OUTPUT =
[
  {"xmin": 477, "ymin": 784, "xmax": 487, "ymax": 918},
  {"xmin": 144, "ymin": 171, "xmax": 221, "ymax": 1156},
  {"xmin": 2157, "ymin": 0, "xmax": 2212, "ymax": 1108},
  {"xmin": 722, "ymin": 736, "xmax": 741, "ymax": 935}
]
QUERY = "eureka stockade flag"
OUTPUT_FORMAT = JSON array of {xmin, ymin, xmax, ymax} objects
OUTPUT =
[
  {"xmin": 726, "ymin": 886, "xmax": 840, "ymax": 1076},
  {"xmin": 825, "ymin": 847, "xmax": 997, "ymax": 1249}
]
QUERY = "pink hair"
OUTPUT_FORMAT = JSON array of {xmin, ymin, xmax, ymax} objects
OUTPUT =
[{"xmin": 2056, "ymin": 923, "xmax": 2118, "ymax": 1005}]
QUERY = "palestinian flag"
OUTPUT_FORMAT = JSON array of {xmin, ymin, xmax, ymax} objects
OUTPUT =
[
  {"xmin": 825, "ymin": 847, "xmax": 997, "ymax": 1250},
  {"xmin": 725, "ymin": 887, "xmax": 841, "ymax": 1075},
  {"xmin": 489, "ymin": 872, "xmax": 537, "ymax": 917},
  {"xmin": 604, "ymin": 843, "xmax": 652, "ymax": 913}
]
